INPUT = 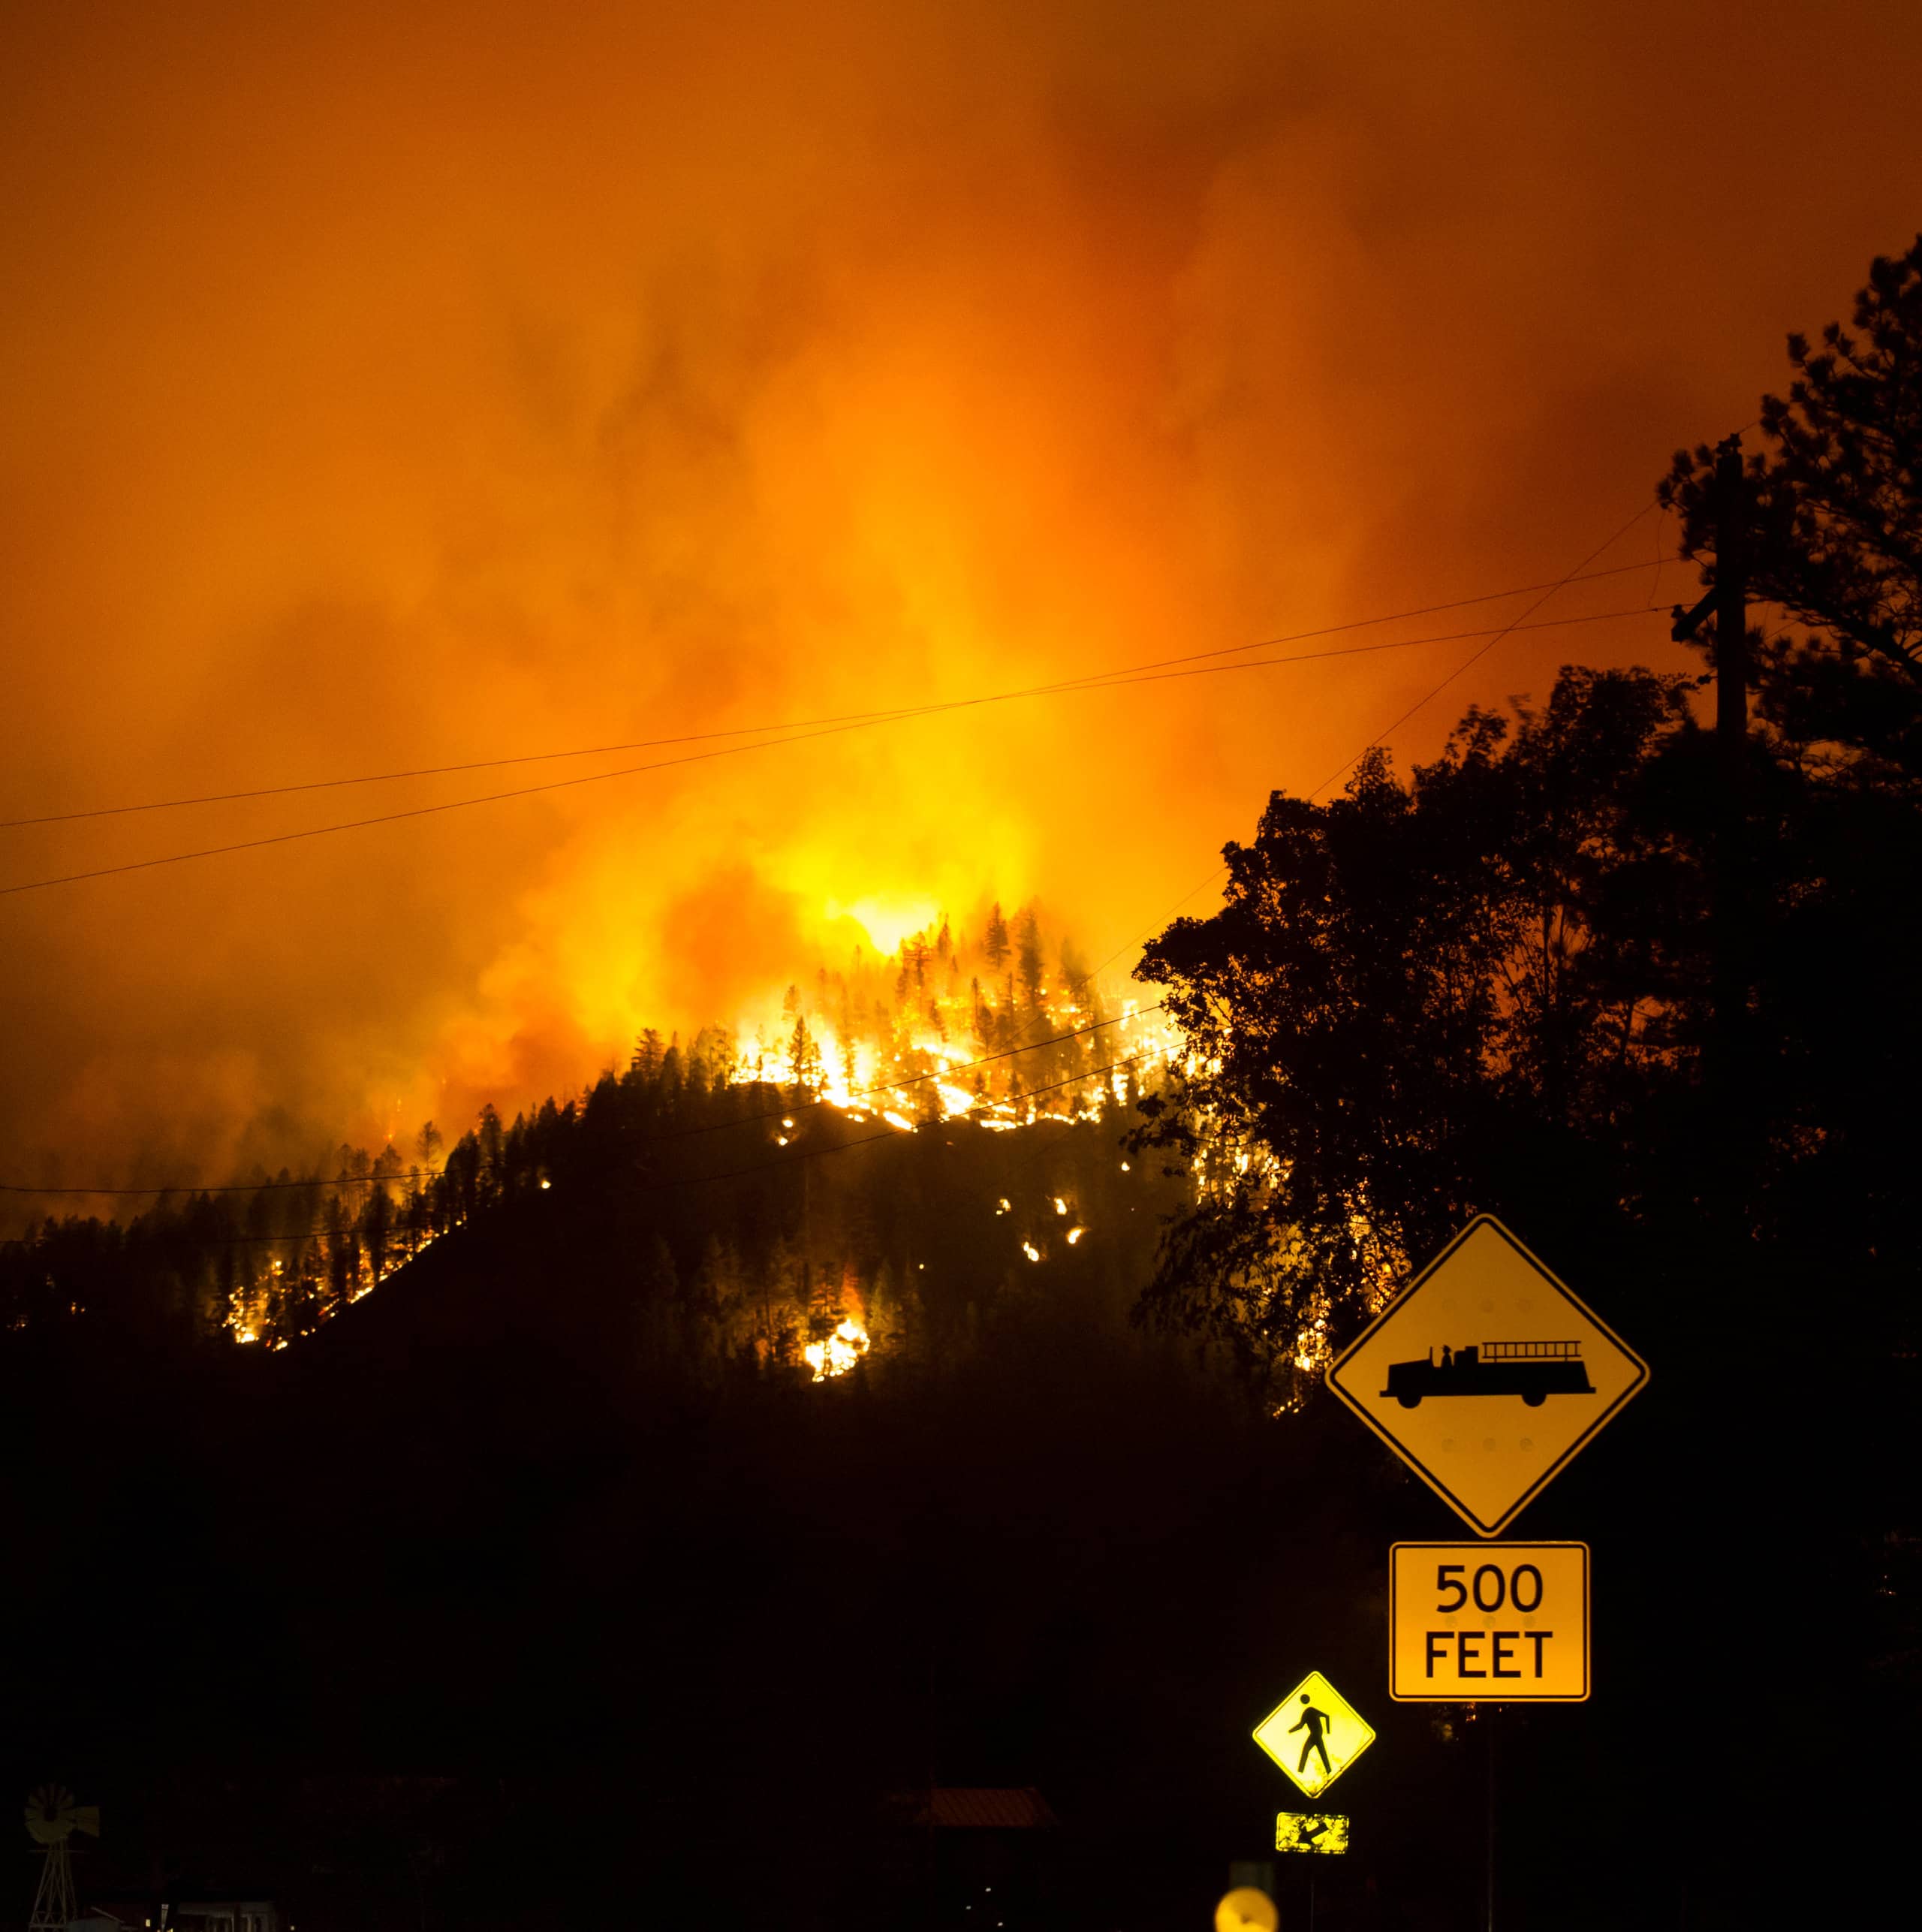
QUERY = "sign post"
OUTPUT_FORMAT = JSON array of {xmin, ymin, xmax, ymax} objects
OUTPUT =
[{"xmin": 1323, "ymin": 1216, "xmax": 1646, "ymax": 1932}]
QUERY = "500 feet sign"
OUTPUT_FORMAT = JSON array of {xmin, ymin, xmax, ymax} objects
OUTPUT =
[{"xmin": 1390, "ymin": 1542, "xmax": 1589, "ymax": 1701}]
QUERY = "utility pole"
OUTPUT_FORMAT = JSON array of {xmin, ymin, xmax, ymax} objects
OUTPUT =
[
  {"xmin": 1671, "ymin": 433, "xmax": 1750, "ymax": 1084},
  {"xmin": 1710, "ymin": 436, "xmax": 1750, "ymax": 1110},
  {"xmin": 1713, "ymin": 434, "xmax": 1749, "ymax": 781}
]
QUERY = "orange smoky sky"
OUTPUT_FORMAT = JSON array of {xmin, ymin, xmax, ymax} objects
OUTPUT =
[{"xmin": 2, "ymin": 0, "xmax": 1918, "ymax": 1203}]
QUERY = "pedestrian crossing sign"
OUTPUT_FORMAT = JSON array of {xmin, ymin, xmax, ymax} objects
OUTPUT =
[{"xmin": 1252, "ymin": 1671, "xmax": 1375, "ymax": 1798}]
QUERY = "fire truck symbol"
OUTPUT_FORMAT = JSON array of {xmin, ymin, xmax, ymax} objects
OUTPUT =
[{"xmin": 1381, "ymin": 1340, "xmax": 1597, "ymax": 1409}]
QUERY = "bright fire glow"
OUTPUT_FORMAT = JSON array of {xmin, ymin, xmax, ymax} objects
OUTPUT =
[
  {"xmin": 724, "ymin": 906, "xmax": 1182, "ymax": 1144},
  {"xmin": 826, "ymin": 896, "xmax": 944, "ymax": 955},
  {"xmin": 804, "ymin": 1317, "xmax": 871, "ymax": 1382}
]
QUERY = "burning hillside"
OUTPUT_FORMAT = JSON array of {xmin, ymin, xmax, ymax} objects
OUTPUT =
[
  {"xmin": 725, "ymin": 899, "xmax": 1176, "ymax": 1125},
  {"xmin": 3, "ymin": 900, "xmax": 1184, "ymax": 1370}
]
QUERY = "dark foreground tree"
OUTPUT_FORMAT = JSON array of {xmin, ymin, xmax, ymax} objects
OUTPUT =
[
  {"xmin": 1136, "ymin": 660, "xmax": 1920, "ymax": 1396},
  {"xmin": 1662, "ymin": 232, "xmax": 1922, "ymax": 776},
  {"xmin": 1131, "ymin": 669, "xmax": 1708, "ymax": 1385},
  {"xmin": 1138, "ymin": 243, "xmax": 1922, "ymax": 1395}
]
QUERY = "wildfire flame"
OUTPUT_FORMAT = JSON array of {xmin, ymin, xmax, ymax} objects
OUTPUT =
[
  {"xmin": 804, "ymin": 1317, "xmax": 871, "ymax": 1382},
  {"xmin": 205, "ymin": 900, "xmax": 1196, "ymax": 1367},
  {"xmin": 723, "ymin": 904, "xmax": 1182, "ymax": 1141}
]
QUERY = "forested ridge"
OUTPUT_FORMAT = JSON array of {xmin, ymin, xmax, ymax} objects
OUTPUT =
[{"xmin": 2, "ymin": 903, "xmax": 1170, "ymax": 1368}]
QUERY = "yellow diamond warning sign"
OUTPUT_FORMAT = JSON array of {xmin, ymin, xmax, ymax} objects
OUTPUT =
[
  {"xmin": 1326, "ymin": 1216, "xmax": 1647, "ymax": 1537},
  {"xmin": 1252, "ymin": 1671, "xmax": 1375, "ymax": 1798}
]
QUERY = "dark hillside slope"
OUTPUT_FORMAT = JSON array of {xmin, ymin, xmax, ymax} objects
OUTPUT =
[{"xmin": 2, "ymin": 1101, "xmax": 1914, "ymax": 1929}]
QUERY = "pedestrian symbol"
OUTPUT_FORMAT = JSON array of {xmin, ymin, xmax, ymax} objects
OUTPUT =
[
  {"xmin": 1326, "ymin": 1216, "xmax": 1647, "ymax": 1537},
  {"xmin": 1252, "ymin": 1671, "xmax": 1375, "ymax": 1798},
  {"xmin": 1294, "ymin": 1695, "xmax": 1333, "ymax": 1777}
]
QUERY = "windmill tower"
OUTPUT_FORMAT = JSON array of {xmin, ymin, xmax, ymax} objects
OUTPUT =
[{"xmin": 25, "ymin": 1787, "xmax": 98, "ymax": 1932}]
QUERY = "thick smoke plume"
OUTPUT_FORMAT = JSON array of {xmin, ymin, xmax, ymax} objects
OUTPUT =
[{"xmin": 2, "ymin": 0, "xmax": 1919, "ymax": 1205}]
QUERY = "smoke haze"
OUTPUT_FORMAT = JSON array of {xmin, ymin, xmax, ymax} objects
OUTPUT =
[{"xmin": 3, "ymin": 0, "xmax": 1919, "ymax": 1201}]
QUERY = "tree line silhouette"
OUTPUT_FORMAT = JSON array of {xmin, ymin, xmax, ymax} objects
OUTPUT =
[
  {"xmin": 0, "ymin": 903, "xmax": 1162, "ymax": 1364},
  {"xmin": 1133, "ymin": 236, "xmax": 1922, "ymax": 1409}
]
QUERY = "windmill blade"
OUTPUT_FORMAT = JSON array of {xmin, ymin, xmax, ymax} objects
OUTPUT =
[{"xmin": 71, "ymin": 1807, "xmax": 100, "ymax": 1837}]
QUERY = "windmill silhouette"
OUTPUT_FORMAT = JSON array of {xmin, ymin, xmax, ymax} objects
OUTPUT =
[{"xmin": 26, "ymin": 1786, "xmax": 99, "ymax": 1932}]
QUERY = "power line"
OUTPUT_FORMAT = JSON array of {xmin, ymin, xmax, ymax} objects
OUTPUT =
[
  {"xmin": 0, "ymin": 508, "xmax": 1684, "ymax": 1208},
  {"xmin": 0, "ymin": 602, "xmax": 1672, "ymax": 900},
  {"xmin": 1032, "ymin": 604, "xmax": 1667, "ymax": 699},
  {"xmin": 1, "ymin": 1170, "xmax": 435, "ymax": 1200},
  {"xmin": 0, "ymin": 512, "xmax": 1689, "ymax": 1230},
  {"xmin": 0, "ymin": 557, "xmax": 1679, "ymax": 832},
  {"xmin": 1032, "ymin": 562, "xmax": 1676, "ymax": 695},
  {"xmin": 1062, "ymin": 499, "xmax": 1673, "ymax": 993},
  {"xmin": 1303, "ymin": 501, "xmax": 1662, "ymax": 800},
  {"xmin": 0, "ymin": 712, "xmax": 890, "ymax": 899}
]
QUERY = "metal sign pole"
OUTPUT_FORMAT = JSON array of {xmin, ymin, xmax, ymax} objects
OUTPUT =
[{"xmin": 1484, "ymin": 1707, "xmax": 1497, "ymax": 1932}]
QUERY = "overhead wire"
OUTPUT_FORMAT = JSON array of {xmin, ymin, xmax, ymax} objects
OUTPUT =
[
  {"xmin": 0, "ymin": 556, "xmax": 1679, "ymax": 832},
  {"xmin": 0, "ymin": 601, "xmax": 1675, "ymax": 899},
  {"xmin": 1300, "ymin": 499, "xmax": 1662, "ymax": 800},
  {"xmin": 1038, "ymin": 497, "xmax": 1674, "ymax": 1015},
  {"xmin": 1, "ymin": 494, "xmax": 1743, "ymax": 1320},
  {"xmin": 0, "ymin": 515, "xmax": 1687, "ymax": 1211}
]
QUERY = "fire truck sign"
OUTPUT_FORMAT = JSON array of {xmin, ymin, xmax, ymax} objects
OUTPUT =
[{"xmin": 1326, "ymin": 1217, "xmax": 1647, "ymax": 1537}]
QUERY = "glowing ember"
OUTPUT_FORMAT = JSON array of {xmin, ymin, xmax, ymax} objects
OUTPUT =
[
  {"xmin": 1023, "ymin": 1241, "xmax": 1041, "ymax": 1262},
  {"xmin": 804, "ymin": 1317, "xmax": 871, "ymax": 1382},
  {"xmin": 1065, "ymin": 1226, "xmax": 1085, "ymax": 1245}
]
